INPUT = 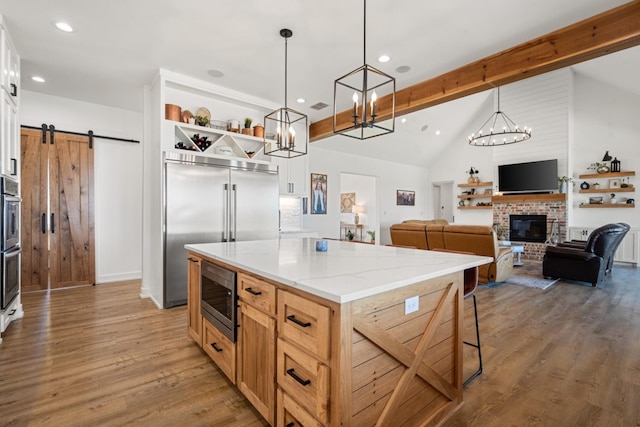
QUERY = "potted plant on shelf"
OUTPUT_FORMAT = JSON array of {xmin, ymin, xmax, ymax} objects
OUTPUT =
[
  {"xmin": 194, "ymin": 115, "xmax": 210, "ymax": 127},
  {"xmin": 610, "ymin": 193, "xmax": 618, "ymax": 204},
  {"xmin": 242, "ymin": 117, "xmax": 253, "ymax": 136},
  {"xmin": 367, "ymin": 230, "xmax": 375, "ymax": 244},
  {"xmin": 346, "ymin": 230, "xmax": 355, "ymax": 241}
]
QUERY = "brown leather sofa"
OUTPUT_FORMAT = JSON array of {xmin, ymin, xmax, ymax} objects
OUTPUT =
[{"xmin": 390, "ymin": 222, "xmax": 513, "ymax": 284}]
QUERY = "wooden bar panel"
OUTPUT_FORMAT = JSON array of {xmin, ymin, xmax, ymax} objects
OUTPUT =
[{"xmin": 349, "ymin": 273, "xmax": 463, "ymax": 425}]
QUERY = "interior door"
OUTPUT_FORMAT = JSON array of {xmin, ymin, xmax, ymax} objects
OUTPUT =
[
  {"xmin": 49, "ymin": 131, "xmax": 95, "ymax": 288},
  {"xmin": 20, "ymin": 128, "xmax": 48, "ymax": 291}
]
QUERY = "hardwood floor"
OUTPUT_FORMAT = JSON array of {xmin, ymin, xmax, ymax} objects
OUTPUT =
[
  {"xmin": 0, "ymin": 281, "xmax": 268, "ymax": 427},
  {"xmin": 446, "ymin": 263, "xmax": 640, "ymax": 427},
  {"xmin": 1, "ymin": 264, "xmax": 639, "ymax": 426}
]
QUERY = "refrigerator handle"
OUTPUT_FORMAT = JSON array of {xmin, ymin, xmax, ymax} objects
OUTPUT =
[
  {"xmin": 231, "ymin": 184, "xmax": 237, "ymax": 242},
  {"xmin": 223, "ymin": 183, "xmax": 229, "ymax": 242}
]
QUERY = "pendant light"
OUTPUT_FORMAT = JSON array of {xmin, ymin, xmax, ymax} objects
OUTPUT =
[
  {"xmin": 333, "ymin": 0, "xmax": 395, "ymax": 140},
  {"xmin": 264, "ymin": 29, "xmax": 308, "ymax": 158},
  {"xmin": 468, "ymin": 87, "xmax": 531, "ymax": 146}
]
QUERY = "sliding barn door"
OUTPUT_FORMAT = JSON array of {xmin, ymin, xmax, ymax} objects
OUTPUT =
[
  {"xmin": 20, "ymin": 127, "xmax": 95, "ymax": 290},
  {"xmin": 49, "ymin": 132, "xmax": 95, "ymax": 288},
  {"xmin": 20, "ymin": 128, "xmax": 49, "ymax": 291}
]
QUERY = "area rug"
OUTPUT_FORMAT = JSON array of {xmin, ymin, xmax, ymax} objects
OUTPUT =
[
  {"xmin": 505, "ymin": 274, "xmax": 559, "ymax": 290},
  {"xmin": 505, "ymin": 260, "xmax": 559, "ymax": 290}
]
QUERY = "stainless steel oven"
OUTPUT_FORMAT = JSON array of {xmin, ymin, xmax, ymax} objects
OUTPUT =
[
  {"xmin": 2, "ymin": 177, "xmax": 19, "ymax": 251},
  {"xmin": 1, "ymin": 177, "xmax": 20, "ymax": 310},
  {"xmin": 200, "ymin": 260, "xmax": 237, "ymax": 342}
]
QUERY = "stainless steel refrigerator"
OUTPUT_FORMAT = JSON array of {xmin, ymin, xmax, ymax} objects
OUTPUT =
[{"xmin": 163, "ymin": 152, "xmax": 279, "ymax": 308}]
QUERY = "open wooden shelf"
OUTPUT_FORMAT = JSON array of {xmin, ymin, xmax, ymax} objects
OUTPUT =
[
  {"xmin": 578, "ymin": 171, "xmax": 635, "ymax": 179},
  {"xmin": 458, "ymin": 181, "xmax": 493, "ymax": 188},
  {"xmin": 579, "ymin": 203, "xmax": 635, "ymax": 208},
  {"xmin": 457, "ymin": 193, "xmax": 493, "ymax": 199},
  {"xmin": 579, "ymin": 187, "xmax": 634, "ymax": 194},
  {"xmin": 457, "ymin": 205, "xmax": 492, "ymax": 210}
]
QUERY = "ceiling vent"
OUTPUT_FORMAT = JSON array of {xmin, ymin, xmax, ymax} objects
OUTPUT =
[{"xmin": 310, "ymin": 102, "xmax": 329, "ymax": 110}]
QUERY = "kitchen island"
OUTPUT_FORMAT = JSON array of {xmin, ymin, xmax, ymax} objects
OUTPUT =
[{"xmin": 186, "ymin": 238, "xmax": 491, "ymax": 427}]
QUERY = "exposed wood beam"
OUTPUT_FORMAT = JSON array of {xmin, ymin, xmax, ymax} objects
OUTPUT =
[{"xmin": 310, "ymin": 0, "xmax": 640, "ymax": 142}]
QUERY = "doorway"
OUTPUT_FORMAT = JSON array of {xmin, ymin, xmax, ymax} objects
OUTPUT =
[
  {"xmin": 20, "ymin": 127, "xmax": 95, "ymax": 291},
  {"xmin": 339, "ymin": 173, "xmax": 378, "ymax": 243},
  {"xmin": 432, "ymin": 181, "xmax": 454, "ymax": 223}
]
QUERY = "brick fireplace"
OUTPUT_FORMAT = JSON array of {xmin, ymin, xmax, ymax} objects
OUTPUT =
[{"xmin": 492, "ymin": 194, "xmax": 567, "ymax": 261}]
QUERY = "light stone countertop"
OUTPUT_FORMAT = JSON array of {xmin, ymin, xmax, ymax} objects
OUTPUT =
[{"xmin": 186, "ymin": 238, "xmax": 492, "ymax": 303}]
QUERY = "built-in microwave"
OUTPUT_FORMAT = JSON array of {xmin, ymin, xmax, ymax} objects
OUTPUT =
[{"xmin": 200, "ymin": 260, "xmax": 237, "ymax": 342}]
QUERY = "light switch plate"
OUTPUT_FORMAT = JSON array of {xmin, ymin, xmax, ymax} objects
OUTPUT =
[{"xmin": 405, "ymin": 296, "xmax": 419, "ymax": 315}]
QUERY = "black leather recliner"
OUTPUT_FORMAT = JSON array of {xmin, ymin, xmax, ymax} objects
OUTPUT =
[
  {"xmin": 543, "ymin": 223, "xmax": 630, "ymax": 286},
  {"xmin": 556, "ymin": 222, "xmax": 630, "ymax": 274}
]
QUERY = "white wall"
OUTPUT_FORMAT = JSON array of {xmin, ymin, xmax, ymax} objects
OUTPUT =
[
  {"xmin": 572, "ymin": 73, "xmax": 640, "ymax": 228},
  {"xmin": 20, "ymin": 90, "xmax": 143, "ymax": 283},
  {"xmin": 304, "ymin": 144, "xmax": 428, "ymax": 246}
]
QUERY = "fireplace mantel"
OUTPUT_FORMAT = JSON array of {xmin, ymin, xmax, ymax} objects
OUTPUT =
[{"xmin": 492, "ymin": 193, "xmax": 566, "ymax": 203}]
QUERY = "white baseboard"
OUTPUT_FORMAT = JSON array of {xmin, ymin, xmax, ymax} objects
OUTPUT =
[{"xmin": 96, "ymin": 271, "xmax": 142, "ymax": 284}]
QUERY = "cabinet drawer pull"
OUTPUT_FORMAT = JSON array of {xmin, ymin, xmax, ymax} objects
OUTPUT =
[
  {"xmin": 286, "ymin": 315, "xmax": 310, "ymax": 328},
  {"xmin": 188, "ymin": 257, "xmax": 198, "ymax": 263},
  {"xmin": 10, "ymin": 83, "xmax": 17, "ymax": 97},
  {"xmin": 286, "ymin": 423, "xmax": 295, "ymax": 427},
  {"xmin": 245, "ymin": 287, "xmax": 262, "ymax": 296},
  {"xmin": 286, "ymin": 368, "xmax": 310, "ymax": 386},
  {"xmin": 211, "ymin": 343, "xmax": 223, "ymax": 352}
]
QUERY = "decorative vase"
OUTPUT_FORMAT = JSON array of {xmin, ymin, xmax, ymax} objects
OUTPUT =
[
  {"xmin": 253, "ymin": 125, "xmax": 264, "ymax": 138},
  {"xmin": 560, "ymin": 181, "xmax": 568, "ymax": 194},
  {"xmin": 463, "ymin": 199, "xmax": 471, "ymax": 206},
  {"xmin": 473, "ymin": 176, "xmax": 480, "ymax": 183},
  {"xmin": 468, "ymin": 176, "xmax": 475, "ymax": 184},
  {"xmin": 596, "ymin": 165, "xmax": 610, "ymax": 174},
  {"xmin": 580, "ymin": 181, "xmax": 590, "ymax": 190}
]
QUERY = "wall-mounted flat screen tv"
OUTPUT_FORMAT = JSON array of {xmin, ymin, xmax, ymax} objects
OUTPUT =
[{"xmin": 498, "ymin": 159, "xmax": 558, "ymax": 194}]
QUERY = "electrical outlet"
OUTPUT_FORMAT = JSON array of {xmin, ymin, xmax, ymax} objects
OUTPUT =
[{"xmin": 405, "ymin": 296, "xmax": 419, "ymax": 315}]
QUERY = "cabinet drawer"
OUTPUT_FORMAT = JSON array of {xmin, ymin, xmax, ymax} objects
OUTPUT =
[
  {"xmin": 239, "ymin": 273, "xmax": 277, "ymax": 315},
  {"xmin": 203, "ymin": 318, "xmax": 236, "ymax": 384},
  {"xmin": 278, "ymin": 291, "xmax": 331, "ymax": 361},
  {"xmin": 277, "ymin": 388, "xmax": 323, "ymax": 427},
  {"xmin": 277, "ymin": 338, "xmax": 330, "ymax": 424}
]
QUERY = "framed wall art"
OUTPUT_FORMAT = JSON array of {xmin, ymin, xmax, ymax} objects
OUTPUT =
[
  {"xmin": 340, "ymin": 192, "xmax": 355, "ymax": 213},
  {"xmin": 397, "ymin": 190, "xmax": 415, "ymax": 206},
  {"xmin": 311, "ymin": 173, "xmax": 328, "ymax": 214},
  {"xmin": 609, "ymin": 178, "xmax": 621, "ymax": 189}
]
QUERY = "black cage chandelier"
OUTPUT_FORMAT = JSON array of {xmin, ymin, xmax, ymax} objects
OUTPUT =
[
  {"xmin": 264, "ymin": 29, "xmax": 308, "ymax": 158},
  {"xmin": 333, "ymin": 0, "xmax": 395, "ymax": 140},
  {"xmin": 468, "ymin": 87, "xmax": 532, "ymax": 146}
]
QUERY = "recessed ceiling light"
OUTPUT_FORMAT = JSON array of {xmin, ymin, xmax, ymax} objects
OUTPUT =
[
  {"xmin": 31, "ymin": 76, "xmax": 45, "ymax": 83},
  {"xmin": 55, "ymin": 22, "xmax": 74, "ymax": 32},
  {"xmin": 377, "ymin": 55, "xmax": 390, "ymax": 63},
  {"xmin": 296, "ymin": 98, "xmax": 306, "ymax": 103},
  {"xmin": 435, "ymin": 130, "xmax": 441, "ymax": 135},
  {"xmin": 401, "ymin": 118, "xmax": 407, "ymax": 123}
]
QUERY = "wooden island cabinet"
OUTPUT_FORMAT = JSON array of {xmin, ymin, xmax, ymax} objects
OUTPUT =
[{"xmin": 186, "ymin": 239, "xmax": 491, "ymax": 426}]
